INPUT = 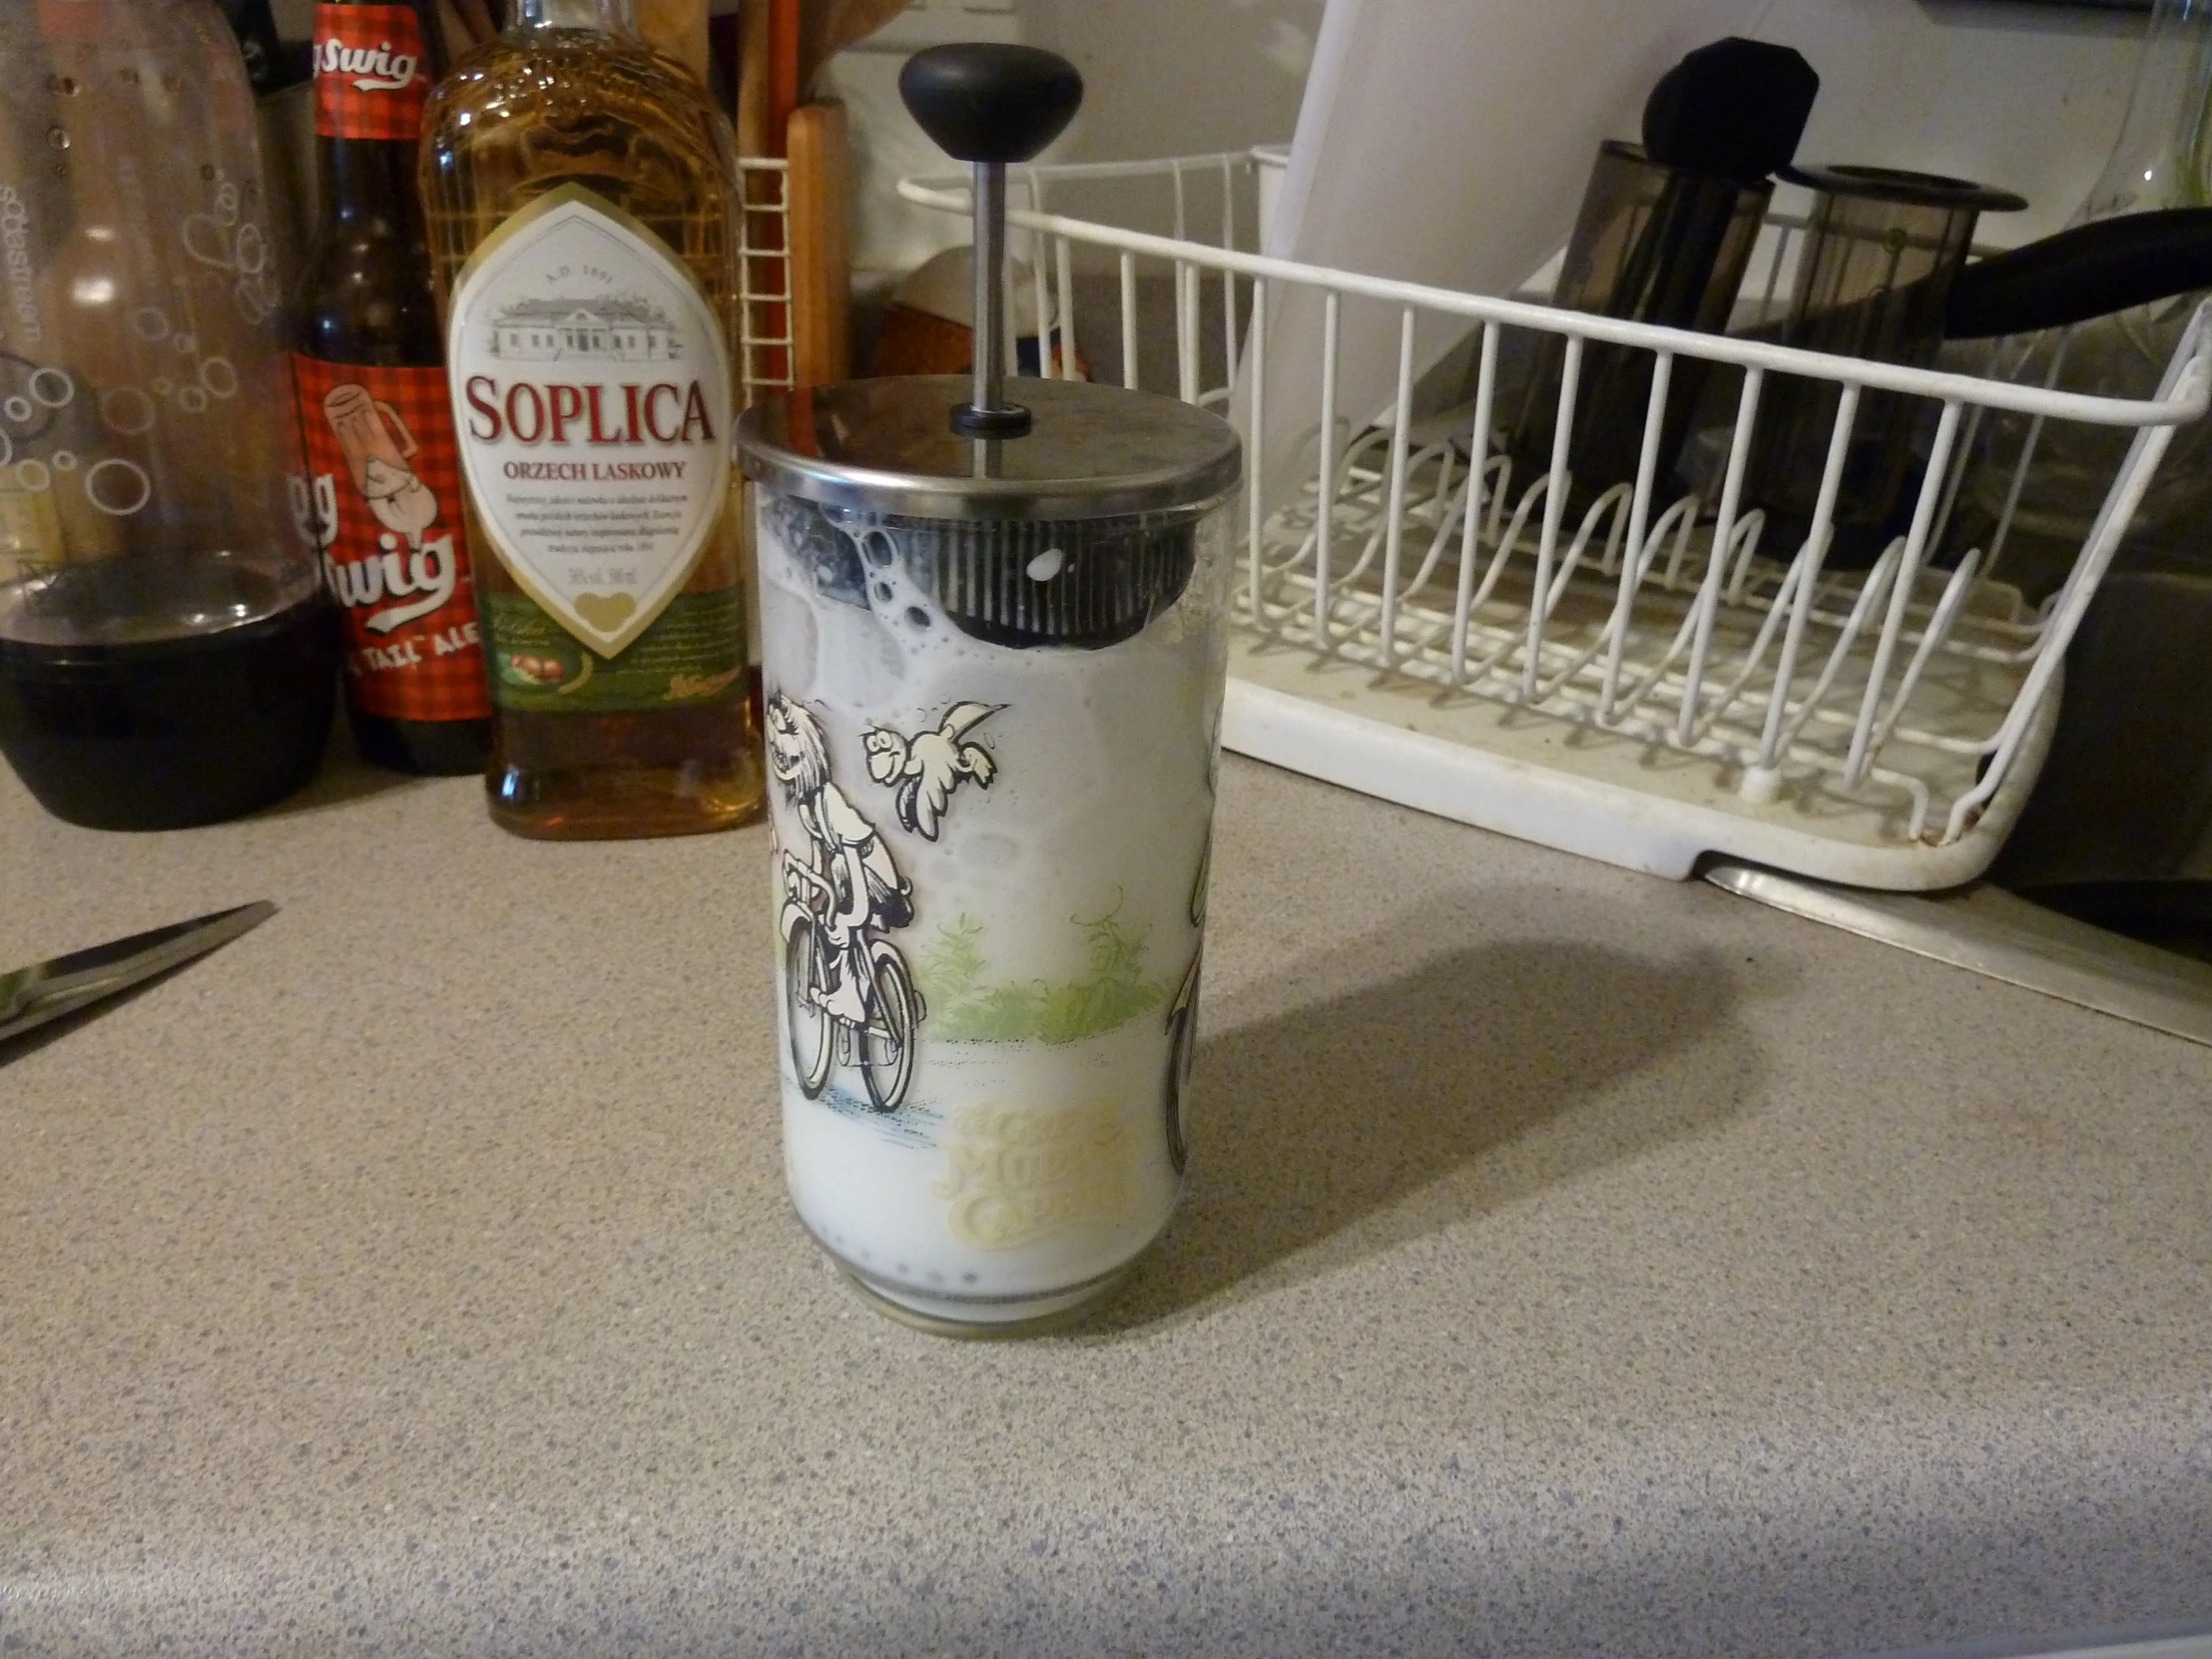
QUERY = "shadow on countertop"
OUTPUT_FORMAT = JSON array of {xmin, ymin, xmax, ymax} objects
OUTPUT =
[
  {"xmin": 246, "ymin": 713, "xmax": 445, "ymax": 823},
  {"xmin": 1084, "ymin": 882, "xmax": 1772, "ymax": 1334}
]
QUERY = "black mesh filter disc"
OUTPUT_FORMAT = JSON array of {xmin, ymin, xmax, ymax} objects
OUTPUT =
[{"xmin": 766, "ymin": 492, "xmax": 1201, "ymax": 651}]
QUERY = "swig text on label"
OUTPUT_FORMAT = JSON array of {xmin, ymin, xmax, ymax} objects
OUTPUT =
[
  {"xmin": 321, "ymin": 533, "xmax": 459, "ymax": 635},
  {"xmin": 314, "ymin": 38, "xmax": 418, "ymax": 91}
]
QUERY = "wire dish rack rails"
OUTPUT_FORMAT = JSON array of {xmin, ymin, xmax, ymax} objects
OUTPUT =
[
  {"xmin": 737, "ymin": 100, "xmax": 851, "ymax": 406},
  {"xmin": 898, "ymin": 152, "xmax": 2212, "ymax": 889},
  {"xmin": 737, "ymin": 155, "xmax": 796, "ymax": 410}
]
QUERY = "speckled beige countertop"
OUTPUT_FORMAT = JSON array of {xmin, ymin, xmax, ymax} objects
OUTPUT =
[{"xmin": 2, "ymin": 743, "xmax": 2209, "ymax": 1658}]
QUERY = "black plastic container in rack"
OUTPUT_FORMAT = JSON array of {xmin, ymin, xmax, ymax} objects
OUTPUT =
[{"xmin": 1744, "ymin": 165, "xmax": 2026, "ymax": 566}]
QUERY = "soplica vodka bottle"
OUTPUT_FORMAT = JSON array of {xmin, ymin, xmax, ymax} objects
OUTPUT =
[{"xmin": 417, "ymin": 0, "xmax": 763, "ymax": 838}]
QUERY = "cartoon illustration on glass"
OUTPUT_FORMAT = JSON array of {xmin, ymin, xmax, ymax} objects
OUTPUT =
[
  {"xmin": 768, "ymin": 690, "xmax": 924, "ymax": 1113},
  {"xmin": 861, "ymin": 702, "xmax": 1001, "ymax": 840},
  {"xmin": 1163, "ymin": 707, "xmax": 1218, "ymax": 1176},
  {"xmin": 746, "ymin": 475, "xmax": 1233, "ymax": 1326},
  {"xmin": 1163, "ymin": 838, "xmax": 1206, "ymax": 1177}
]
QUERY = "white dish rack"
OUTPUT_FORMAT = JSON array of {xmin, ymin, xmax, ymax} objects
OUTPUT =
[
  {"xmin": 898, "ymin": 152, "xmax": 2212, "ymax": 889},
  {"xmin": 736, "ymin": 156, "xmax": 796, "ymax": 410}
]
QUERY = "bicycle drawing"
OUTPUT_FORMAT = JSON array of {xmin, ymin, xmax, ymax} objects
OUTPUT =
[{"xmin": 767, "ymin": 691, "xmax": 924, "ymax": 1113}]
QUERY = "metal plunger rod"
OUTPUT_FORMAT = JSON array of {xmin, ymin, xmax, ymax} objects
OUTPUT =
[
  {"xmin": 898, "ymin": 44, "xmax": 1081, "ymax": 437},
  {"xmin": 971, "ymin": 161, "xmax": 1007, "ymax": 422}
]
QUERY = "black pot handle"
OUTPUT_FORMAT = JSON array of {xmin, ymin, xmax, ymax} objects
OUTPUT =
[{"xmin": 1945, "ymin": 208, "xmax": 2212, "ymax": 339}]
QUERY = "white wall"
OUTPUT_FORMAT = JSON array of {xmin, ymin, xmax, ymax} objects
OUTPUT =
[
  {"xmin": 1019, "ymin": 0, "xmax": 1323, "ymax": 164},
  {"xmin": 1755, "ymin": 0, "xmax": 2150, "ymax": 245},
  {"xmin": 832, "ymin": 0, "xmax": 1324, "ymax": 281},
  {"xmin": 844, "ymin": 0, "xmax": 2151, "ymax": 281}
]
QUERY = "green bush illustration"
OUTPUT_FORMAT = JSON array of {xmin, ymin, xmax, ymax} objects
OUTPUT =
[
  {"xmin": 916, "ymin": 901, "xmax": 1167, "ymax": 1044},
  {"xmin": 920, "ymin": 913, "xmax": 987, "ymax": 999}
]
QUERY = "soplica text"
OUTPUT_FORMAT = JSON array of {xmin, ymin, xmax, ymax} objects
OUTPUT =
[{"xmin": 461, "ymin": 377, "xmax": 716, "ymax": 447}]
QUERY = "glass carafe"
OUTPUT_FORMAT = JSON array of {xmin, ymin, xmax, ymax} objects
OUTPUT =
[
  {"xmin": 0, "ymin": 0, "xmax": 335, "ymax": 830},
  {"xmin": 1947, "ymin": 0, "xmax": 2212, "ymax": 600}
]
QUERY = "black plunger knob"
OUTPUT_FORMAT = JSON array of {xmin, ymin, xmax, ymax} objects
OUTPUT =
[
  {"xmin": 1643, "ymin": 38, "xmax": 1819, "ymax": 184},
  {"xmin": 898, "ymin": 44, "xmax": 1084, "ymax": 165}
]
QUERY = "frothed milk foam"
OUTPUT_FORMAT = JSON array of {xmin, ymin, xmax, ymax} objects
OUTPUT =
[{"xmin": 760, "ymin": 497, "xmax": 1228, "ymax": 1320}]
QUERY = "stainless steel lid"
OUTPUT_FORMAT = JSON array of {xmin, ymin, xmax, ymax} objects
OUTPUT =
[{"xmin": 735, "ymin": 375, "xmax": 1242, "ymax": 522}]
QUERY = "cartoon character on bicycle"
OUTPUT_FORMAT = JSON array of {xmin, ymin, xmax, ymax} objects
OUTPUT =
[{"xmin": 767, "ymin": 691, "xmax": 924, "ymax": 1113}]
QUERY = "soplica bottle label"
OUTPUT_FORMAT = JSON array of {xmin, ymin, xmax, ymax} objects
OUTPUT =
[{"xmin": 445, "ymin": 184, "xmax": 732, "ymax": 659}]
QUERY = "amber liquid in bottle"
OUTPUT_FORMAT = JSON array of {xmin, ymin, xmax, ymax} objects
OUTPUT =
[
  {"xmin": 299, "ymin": 0, "xmax": 492, "ymax": 777},
  {"xmin": 417, "ymin": 0, "xmax": 763, "ymax": 838}
]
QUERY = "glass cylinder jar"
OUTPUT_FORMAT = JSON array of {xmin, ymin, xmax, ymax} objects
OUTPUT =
[
  {"xmin": 1506, "ymin": 140, "xmax": 1774, "ymax": 516},
  {"xmin": 0, "ymin": 0, "xmax": 335, "ymax": 830},
  {"xmin": 739, "ymin": 375, "xmax": 1239, "ymax": 1333},
  {"xmin": 1745, "ymin": 164, "xmax": 2023, "ymax": 567}
]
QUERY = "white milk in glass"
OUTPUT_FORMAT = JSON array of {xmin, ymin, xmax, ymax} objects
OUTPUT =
[{"xmin": 756, "ymin": 491, "xmax": 1230, "ymax": 1326}]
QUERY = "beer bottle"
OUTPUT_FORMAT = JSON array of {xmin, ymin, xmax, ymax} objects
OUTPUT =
[{"xmin": 294, "ymin": 0, "xmax": 492, "ymax": 776}]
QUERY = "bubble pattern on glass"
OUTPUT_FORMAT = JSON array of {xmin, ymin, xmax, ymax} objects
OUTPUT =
[
  {"xmin": 0, "ymin": 356, "xmax": 155, "ymax": 518},
  {"xmin": 0, "ymin": 102, "xmax": 273, "ymax": 546}
]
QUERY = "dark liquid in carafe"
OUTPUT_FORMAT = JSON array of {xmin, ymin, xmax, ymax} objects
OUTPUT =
[{"xmin": 0, "ymin": 558, "xmax": 338, "ymax": 830}]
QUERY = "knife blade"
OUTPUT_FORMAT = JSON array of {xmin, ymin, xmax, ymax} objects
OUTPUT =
[{"xmin": 0, "ymin": 901, "xmax": 276, "ymax": 1045}]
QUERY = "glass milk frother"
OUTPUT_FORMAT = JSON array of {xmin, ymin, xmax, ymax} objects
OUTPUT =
[{"xmin": 736, "ymin": 45, "xmax": 1241, "ymax": 1333}]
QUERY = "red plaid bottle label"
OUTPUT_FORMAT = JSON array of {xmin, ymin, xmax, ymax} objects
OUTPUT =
[
  {"xmin": 311, "ymin": 3, "xmax": 429, "ymax": 141},
  {"xmin": 293, "ymin": 356, "xmax": 492, "ymax": 723}
]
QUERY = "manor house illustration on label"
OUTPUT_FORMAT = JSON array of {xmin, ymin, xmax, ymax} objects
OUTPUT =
[{"xmin": 483, "ymin": 296, "xmax": 684, "ymax": 363}]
